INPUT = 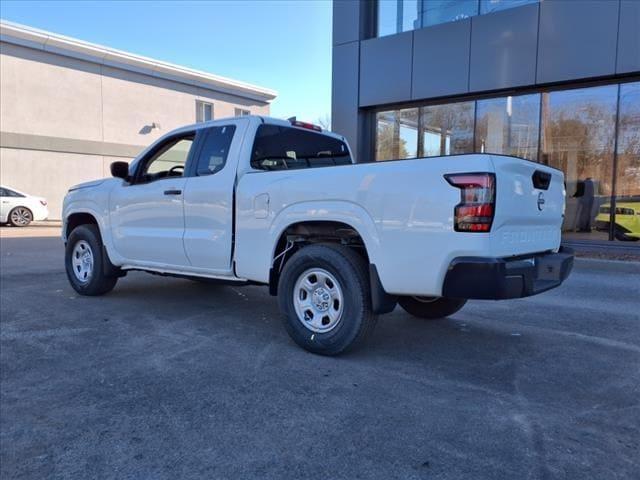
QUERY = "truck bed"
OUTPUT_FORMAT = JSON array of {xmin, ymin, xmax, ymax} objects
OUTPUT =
[{"xmin": 234, "ymin": 154, "xmax": 565, "ymax": 296}]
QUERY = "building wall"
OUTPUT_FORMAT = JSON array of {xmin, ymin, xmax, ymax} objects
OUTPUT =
[
  {"xmin": 331, "ymin": 0, "xmax": 640, "ymax": 245},
  {"xmin": 0, "ymin": 41, "xmax": 270, "ymax": 219},
  {"xmin": 332, "ymin": 0, "xmax": 640, "ymax": 162}
]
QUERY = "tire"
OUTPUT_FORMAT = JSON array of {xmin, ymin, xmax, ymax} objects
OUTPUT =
[
  {"xmin": 614, "ymin": 228, "xmax": 639, "ymax": 242},
  {"xmin": 398, "ymin": 296, "xmax": 467, "ymax": 319},
  {"xmin": 65, "ymin": 224, "xmax": 118, "ymax": 296},
  {"xmin": 8, "ymin": 206, "xmax": 33, "ymax": 227},
  {"xmin": 277, "ymin": 243, "xmax": 377, "ymax": 355}
]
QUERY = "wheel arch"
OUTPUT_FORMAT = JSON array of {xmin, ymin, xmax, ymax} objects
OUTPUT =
[
  {"xmin": 64, "ymin": 210, "xmax": 123, "ymax": 278},
  {"xmin": 269, "ymin": 202, "xmax": 380, "ymax": 261},
  {"xmin": 267, "ymin": 217, "xmax": 395, "ymax": 313},
  {"xmin": 260, "ymin": 201, "xmax": 379, "ymax": 291},
  {"xmin": 65, "ymin": 211, "xmax": 100, "ymax": 240}
]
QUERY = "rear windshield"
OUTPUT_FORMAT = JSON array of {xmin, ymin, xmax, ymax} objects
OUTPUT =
[{"xmin": 251, "ymin": 124, "xmax": 352, "ymax": 170}]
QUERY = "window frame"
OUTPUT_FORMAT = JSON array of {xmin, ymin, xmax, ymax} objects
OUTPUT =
[
  {"xmin": 196, "ymin": 100, "xmax": 214, "ymax": 123},
  {"xmin": 234, "ymin": 108, "xmax": 251, "ymax": 117}
]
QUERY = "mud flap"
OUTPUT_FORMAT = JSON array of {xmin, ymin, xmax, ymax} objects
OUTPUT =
[{"xmin": 369, "ymin": 264, "xmax": 397, "ymax": 314}]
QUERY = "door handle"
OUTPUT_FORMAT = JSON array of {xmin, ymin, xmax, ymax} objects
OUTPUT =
[{"xmin": 164, "ymin": 189, "xmax": 182, "ymax": 195}]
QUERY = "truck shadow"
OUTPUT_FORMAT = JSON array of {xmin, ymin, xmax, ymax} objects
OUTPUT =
[{"xmin": 103, "ymin": 274, "xmax": 531, "ymax": 395}]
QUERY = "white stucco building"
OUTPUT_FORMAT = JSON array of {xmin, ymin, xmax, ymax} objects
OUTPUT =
[{"xmin": 0, "ymin": 21, "xmax": 277, "ymax": 218}]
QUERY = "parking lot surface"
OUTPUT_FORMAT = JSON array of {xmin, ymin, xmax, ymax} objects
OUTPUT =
[{"xmin": 1, "ymin": 226, "xmax": 639, "ymax": 479}]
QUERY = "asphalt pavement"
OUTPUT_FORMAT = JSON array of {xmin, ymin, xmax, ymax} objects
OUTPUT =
[{"xmin": 1, "ymin": 227, "xmax": 639, "ymax": 479}]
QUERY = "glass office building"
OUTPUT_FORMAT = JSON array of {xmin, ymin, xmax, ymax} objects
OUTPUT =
[{"xmin": 332, "ymin": 0, "xmax": 640, "ymax": 244}]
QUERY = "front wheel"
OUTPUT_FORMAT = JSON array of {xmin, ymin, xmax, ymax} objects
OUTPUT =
[
  {"xmin": 65, "ymin": 224, "xmax": 118, "ymax": 296},
  {"xmin": 277, "ymin": 244, "xmax": 377, "ymax": 355},
  {"xmin": 398, "ymin": 296, "xmax": 467, "ymax": 319}
]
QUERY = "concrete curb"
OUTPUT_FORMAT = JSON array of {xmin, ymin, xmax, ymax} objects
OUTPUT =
[
  {"xmin": 33, "ymin": 221, "xmax": 62, "ymax": 227},
  {"xmin": 574, "ymin": 257, "xmax": 640, "ymax": 274}
]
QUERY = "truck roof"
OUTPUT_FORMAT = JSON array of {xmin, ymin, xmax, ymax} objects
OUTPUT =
[{"xmin": 169, "ymin": 115, "xmax": 345, "ymax": 142}]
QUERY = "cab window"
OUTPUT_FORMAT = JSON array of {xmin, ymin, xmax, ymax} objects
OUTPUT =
[
  {"xmin": 251, "ymin": 125, "xmax": 351, "ymax": 171},
  {"xmin": 137, "ymin": 135, "xmax": 195, "ymax": 183}
]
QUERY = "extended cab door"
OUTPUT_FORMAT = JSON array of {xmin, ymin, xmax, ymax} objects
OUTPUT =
[
  {"xmin": 109, "ymin": 132, "xmax": 197, "ymax": 267},
  {"xmin": 182, "ymin": 121, "xmax": 244, "ymax": 274}
]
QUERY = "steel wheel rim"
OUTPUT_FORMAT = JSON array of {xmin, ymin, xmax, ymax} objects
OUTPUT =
[
  {"xmin": 412, "ymin": 296, "xmax": 440, "ymax": 304},
  {"xmin": 11, "ymin": 207, "xmax": 32, "ymax": 226},
  {"xmin": 71, "ymin": 240, "xmax": 94, "ymax": 284},
  {"xmin": 293, "ymin": 268, "xmax": 344, "ymax": 333}
]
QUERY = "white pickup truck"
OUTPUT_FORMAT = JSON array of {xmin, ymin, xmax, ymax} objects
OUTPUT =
[{"xmin": 63, "ymin": 116, "xmax": 573, "ymax": 355}]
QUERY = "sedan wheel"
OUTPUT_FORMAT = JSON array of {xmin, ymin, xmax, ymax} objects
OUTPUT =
[{"xmin": 9, "ymin": 207, "xmax": 33, "ymax": 227}]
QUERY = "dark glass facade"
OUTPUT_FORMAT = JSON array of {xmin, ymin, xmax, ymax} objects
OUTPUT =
[
  {"xmin": 476, "ymin": 93, "xmax": 539, "ymax": 161},
  {"xmin": 420, "ymin": 101, "xmax": 474, "ymax": 157},
  {"xmin": 335, "ymin": 0, "xmax": 640, "ymax": 246},
  {"xmin": 374, "ymin": 82, "xmax": 640, "ymax": 244},
  {"xmin": 377, "ymin": 0, "xmax": 539, "ymax": 35},
  {"xmin": 612, "ymin": 83, "xmax": 640, "ymax": 242}
]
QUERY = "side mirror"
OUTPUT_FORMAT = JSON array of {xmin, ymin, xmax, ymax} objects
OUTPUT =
[{"xmin": 110, "ymin": 161, "xmax": 129, "ymax": 180}]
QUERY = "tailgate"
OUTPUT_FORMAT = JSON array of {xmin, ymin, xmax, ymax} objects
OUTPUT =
[{"xmin": 490, "ymin": 155, "xmax": 564, "ymax": 257}]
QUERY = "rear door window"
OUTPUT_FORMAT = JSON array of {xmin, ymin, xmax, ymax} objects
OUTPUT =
[
  {"xmin": 195, "ymin": 125, "xmax": 236, "ymax": 176},
  {"xmin": 251, "ymin": 125, "xmax": 351, "ymax": 171}
]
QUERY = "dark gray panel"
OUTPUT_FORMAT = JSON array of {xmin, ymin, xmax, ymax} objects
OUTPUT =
[
  {"xmin": 331, "ymin": 42, "xmax": 360, "ymax": 158},
  {"xmin": 359, "ymin": 32, "xmax": 413, "ymax": 107},
  {"xmin": 537, "ymin": 0, "xmax": 619, "ymax": 84},
  {"xmin": 412, "ymin": 19, "xmax": 471, "ymax": 99},
  {"xmin": 618, "ymin": 0, "xmax": 640, "ymax": 74},
  {"xmin": 332, "ymin": 0, "xmax": 360, "ymax": 46},
  {"xmin": 470, "ymin": 4, "xmax": 538, "ymax": 92}
]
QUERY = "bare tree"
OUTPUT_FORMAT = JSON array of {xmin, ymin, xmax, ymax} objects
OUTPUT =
[{"xmin": 316, "ymin": 114, "xmax": 331, "ymax": 131}]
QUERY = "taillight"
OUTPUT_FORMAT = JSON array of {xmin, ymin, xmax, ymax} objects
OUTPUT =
[
  {"xmin": 40, "ymin": 200, "xmax": 47, "ymax": 206},
  {"xmin": 445, "ymin": 173, "xmax": 495, "ymax": 232}
]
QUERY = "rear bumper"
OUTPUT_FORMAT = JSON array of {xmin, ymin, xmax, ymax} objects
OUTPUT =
[
  {"xmin": 33, "ymin": 207, "xmax": 49, "ymax": 221},
  {"xmin": 442, "ymin": 247, "xmax": 574, "ymax": 300}
]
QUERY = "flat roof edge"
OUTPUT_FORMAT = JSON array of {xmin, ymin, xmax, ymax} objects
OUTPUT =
[{"xmin": 0, "ymin": 20, "xmax": 278, "ymax": 103}]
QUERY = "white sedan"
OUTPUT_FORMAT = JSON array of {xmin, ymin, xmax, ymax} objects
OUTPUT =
[{"xmin": 0, "ymin": 185, "xmax": 49, "ymax": 226}]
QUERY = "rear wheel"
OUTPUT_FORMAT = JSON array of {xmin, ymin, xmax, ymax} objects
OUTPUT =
[
  {"xmin": 277, "ymin": 244, "xmax": 377, "ymax": 355},
  {"xmin": 398, "ymin": 296, "xmax": 466, "ymax": 319},
  {"xmin": 9, "ymin": 206, "xmax": 33, "ymax": 227},
  {"xmin": 65, "ymin": 224, "xmax": 118, "ymax": 296}
]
